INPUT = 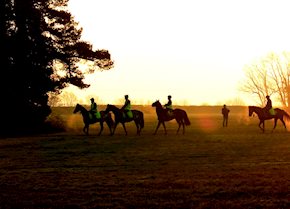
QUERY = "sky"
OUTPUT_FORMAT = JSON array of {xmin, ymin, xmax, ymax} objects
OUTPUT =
[{"xmin": 67, "ymin": 0, "xmax": 290, "ymax": 105}]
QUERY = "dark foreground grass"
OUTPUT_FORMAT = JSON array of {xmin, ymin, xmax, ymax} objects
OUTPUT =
[{"xmin": 0, "ymin": 107, "xmax": 290, "ymax": 208}]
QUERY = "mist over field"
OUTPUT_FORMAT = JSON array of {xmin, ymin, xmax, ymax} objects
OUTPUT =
[
  {"xmin": 1, "ymin": 105, "xmax": 290, "ymax": 208},
  {"xmin": 58, "ymin": 105, "xmax": 273, "ymax": 135}
]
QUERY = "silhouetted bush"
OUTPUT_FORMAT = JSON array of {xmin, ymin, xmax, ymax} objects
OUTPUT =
[{"xmin": 43, "ymin": 115, "xmax": 66, "ymax": 133}]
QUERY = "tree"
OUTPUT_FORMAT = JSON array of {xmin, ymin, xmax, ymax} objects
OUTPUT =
[
  {"xmin": 0, "ymin": 0, "xmax": 113, "ymax": 133},
  {"xmin": 267, "ymin": 52, "xmax": 290, "ymax": 108},
  {"xmin": 48, "ymin": 92, "xmax": 61, "ymax": 107},
  {"xmin": 239, "ymin": 52, "xmax": 290, "ymax": 109},
  {"xmin": 58, "ymin": 91, "xmax": 78, "ymax": 107}
]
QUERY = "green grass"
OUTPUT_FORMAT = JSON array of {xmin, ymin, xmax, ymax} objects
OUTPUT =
[{"xmin": 0, "ymin": 106, "xmax": 289, "ymax": 208}]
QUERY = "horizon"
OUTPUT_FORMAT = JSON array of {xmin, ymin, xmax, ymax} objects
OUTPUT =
[{"xmin": 67, "ymin": 0, "xmax": 290, "ymax": 106}]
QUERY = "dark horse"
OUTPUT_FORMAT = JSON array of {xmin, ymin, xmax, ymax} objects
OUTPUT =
[
  {"xmin": 105, "ymin": 104, "xmax": 144, "ymax": 135},
  {"xmin": 152, "ymin": 100, "xmax": 190, "ymax": 135},
  {"xmin": 248, "ymin": 106, "xmax": 290, "ymax": 132},
  {"xmin": 73, "ymin": 103, "xmax": 114, "ymax": 135}
]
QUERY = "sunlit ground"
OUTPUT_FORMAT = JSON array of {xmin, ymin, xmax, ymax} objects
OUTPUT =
[{"xmin": 0, "ymin": 106, "xmax": 289, "ymax": 208}]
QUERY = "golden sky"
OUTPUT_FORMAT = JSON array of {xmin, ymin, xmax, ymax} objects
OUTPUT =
[{"xmin": 68, "ymin": 0, "xmax": 290, "ymax": 105}]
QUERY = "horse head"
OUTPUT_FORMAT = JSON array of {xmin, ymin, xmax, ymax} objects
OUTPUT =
[
  {"xmin": 152, "ymin": 100, "xmax": 161, "ymax": 107},
  {"xmin": 73, "ymin": 103, "xmax": 81, "ymax": 114},
  {"xmin": 106, "ymin": 104, "xmax": 119, "ymax": 113},
  {"xmin": 248, "ymin": 106, "xmax": 253, "ymax": 117},
  {"xmin": 248, "ymin": 106, "xmax": 257, "ymax": 117}
]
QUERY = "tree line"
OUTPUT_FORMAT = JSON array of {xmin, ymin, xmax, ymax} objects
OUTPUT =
[{"xmin": 240, "ymin": 52, "xmax": 290, "ymax": 109}]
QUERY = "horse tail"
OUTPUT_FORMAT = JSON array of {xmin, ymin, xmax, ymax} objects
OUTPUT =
[
  {"xmin": 140, "ymin": 111, "xmax": 144, "ymax": 129},
  {"xmin": 183, "ymin": 111, "xmax": 191, "ymax": 126},
  {"xmin": 107, "ymin": 112, "xmax": 115, "ymax": 126},
  {"xmin": 282, "ymin": 110, "xmax": 290, "ymax": 121}
]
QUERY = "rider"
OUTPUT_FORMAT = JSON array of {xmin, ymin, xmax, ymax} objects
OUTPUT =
[
  {"xmin": 89, "ymin": 98, "xmax": 98, "ymax": 119},
  {"xmin": 264, "ymin": 95, "xmax": 275, "ymax": 116},
  {"xmin": 121, "ymin": 95, "xmax": 132, "ymax": 119},
  {"xmin": 164, "ymin": 95, "xmax": 173, "ymax": 115}
]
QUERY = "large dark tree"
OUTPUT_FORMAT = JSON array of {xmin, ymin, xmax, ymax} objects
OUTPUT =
[{"xmin": 0, "ymin": 0, "xmax": 113, "ymax": 134}]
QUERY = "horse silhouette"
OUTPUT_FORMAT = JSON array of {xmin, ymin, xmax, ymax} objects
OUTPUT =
[
  {"xmin": 73, "ymin": 103, "xmax": 114, "ymax": 135},
  {"xmin": 152, "ymin": 100, "xmax": 190, "ymax": 135},
  {"xmin": 105, "ymin": 104, "xmax": 144, "ymax": 135},
  {"xmin": 248, "ymin": 106, "xmax": 290, "ymax": 132}
]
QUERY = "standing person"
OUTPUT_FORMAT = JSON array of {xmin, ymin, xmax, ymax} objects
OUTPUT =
[
  {"xmin": 222, "ymin": 104, "xmax": 230, "ymax": 127},
  {"xmin": 121, "ymin": 95, "xmax": 132, "ymax": 119}
]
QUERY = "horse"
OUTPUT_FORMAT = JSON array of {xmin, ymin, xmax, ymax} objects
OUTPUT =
[
  {"xmin": 248, "ymin": 106, "xmax": 290, "ymax": 132},
  {"xmin": 151, "ymin": 100, "xmax": 191, "ymax": 135},
  {"xmin": 105, "ymin": 104, "xmax": 144, "ymax": 135},
  {"xmin": 73, "ymin": 103, "xmax": 114, "ymax": 136}
]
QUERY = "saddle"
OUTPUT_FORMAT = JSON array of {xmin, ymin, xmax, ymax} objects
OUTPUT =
[
  {"xmin": 122, "ymin": 110, "xmax": 133, "ymax": 119},
  {"xmin": 89, "ymin": 111, "xmax": 101, "ymax": 120},
  {"xmin": 166, "ymin": 109, "xmax": 174, "ymax": 117},
  {"xmin": 269, "ymin": 108, "xmax": 276, "ymax": 115},
  {"xmin": 263, "ymin": 108, "xmax": 276, "ymax": 117}
]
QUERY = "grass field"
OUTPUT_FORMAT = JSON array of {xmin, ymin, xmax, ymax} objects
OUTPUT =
[{"xmin": 0, "ymin": 105, "xmax": 290, "ymax": 208}]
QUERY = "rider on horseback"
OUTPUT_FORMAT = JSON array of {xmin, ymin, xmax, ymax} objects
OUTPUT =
[
  {"xmin": 89, "ymin": 98, "xmax": 100, "ymax": 120},
  {"xmin": 164, "ymin": 95, "xmax": 173, "ymax": 116},
  {"xmin": 121, "ymin": 95, "xmax": 133, "ymax": 119},
  {"xmin": 264, "ymin": 95, "xmax": 275, "ymax": 116}
]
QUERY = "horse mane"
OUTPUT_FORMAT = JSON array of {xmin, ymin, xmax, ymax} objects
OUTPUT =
[
  {"xmin": 152, "ymin": 100, "xmax": 162, "ymax": 106},
  {"xmin": 249, "ymin": 105, "xmax": 261, "ymax": 108},
  {"xmin": 249, "ymin": 105, "xmax": 263, "ymax": 110},
  {"xmin": 78, "ymin": 103, "xmax": 87, "ymax": 111},
  {"xmin": 107, "ymin": 104, "xmax": 119, "ymax": 109}
]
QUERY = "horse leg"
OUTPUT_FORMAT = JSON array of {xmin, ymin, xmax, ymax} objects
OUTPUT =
[
  {"xmin": 83, "ymin": 124, "xmax": 89, "ymax": 135},
  {"xmin": 161, "ymin": 122, "xmax": 167, "ymax": 135},
  {"xmin": 98, "ymin": 121, "xmax": 104, "ymax": 136},
  {"xmin": 176, "ymin": 121, "xmax": 181, "ymax": 134},
  {"xmin": 280, "ymin": 118, "xmax": 287, "ymax": 131},
  {"xmin": 154, "ymin": 121, "xmax": 161, "ymax": 135},
  {"xmin": 262, "ymin": 121, "xmax": 265, "ymax": 133},
  {"xmin": 111, "ymin": 122, "xmax": 119, "ymax": 136},
  {"xmin": 174, "ymin": 118, "xmax": 180, "ymax": 134},
  {"xmin": 182, "ymin": 121, "xmax": 185, "ymax": 134},
  {"xmin": 134, "ymin": 120, "xmax": 140, "ymax": 135},
  {"xmin": 121, "ymin": 123, "xmax": 128, "ymax": 135},
  {"xmin": 176, "ymin": 122, "xmax": 185, "ymax": 134},
  {"xmin": 272, "ymin": 118, "xmax": 278, "ymax": 133},
  {"xmin": 105, "ymin": 121, "xmax": 112, "ymax": 135},
  {"xmin": 259, "ymin": 120, "xmax": 264, "ymax": 132}
]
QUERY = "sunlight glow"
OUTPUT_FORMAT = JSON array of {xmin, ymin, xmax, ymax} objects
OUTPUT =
[{"xmin": 67, "ymin": 0, "xmax": 290, "ymax": 105}]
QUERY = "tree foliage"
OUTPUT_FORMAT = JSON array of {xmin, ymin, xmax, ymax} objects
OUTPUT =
[
  {"xmin": 240, "ymin": 52, "xmax": 290, "ymax": 108},
  {"xmin": 0, "ymin": 0, "xmax": 113, "ymax": 134}
]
